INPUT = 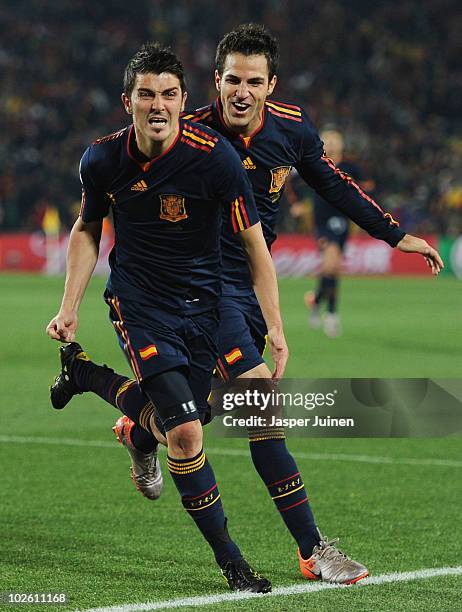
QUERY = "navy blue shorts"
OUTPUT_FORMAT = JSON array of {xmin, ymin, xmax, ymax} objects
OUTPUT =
[
  {"xmin": 315, "ymin": 216, "xmax": 349, "ymax": 251},
  {"xmin": 215, "ymin": 293, "xmax": 267, "ymax": 381},
  {"xmin": 104, "ymin": 290, "xmax": 218, "ymax": 416}
]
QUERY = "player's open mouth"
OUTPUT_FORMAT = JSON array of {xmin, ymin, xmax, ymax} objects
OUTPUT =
[
  {"xmin": 148, "ymin": 117, "xmax": 168, "ymax": 126},
  {"xmin": 231, "ymin": 102, "xmax": 251, "ymax": 114}
]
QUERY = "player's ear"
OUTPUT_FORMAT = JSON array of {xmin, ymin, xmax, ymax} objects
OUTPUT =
[
  {"xmin": 267, "ymin": 75, "xmax": 277, "ymax": 96},
  {"xmin": 181, "ymin": 91, "xmax": 188, "ymax": 112},
  {"xmin": 121, "ymin": 92, "xmax": 132, "ymax": 114},
  {"xmin": 214, "ymin": 70, "xmax": 222, "ymax": 92}
]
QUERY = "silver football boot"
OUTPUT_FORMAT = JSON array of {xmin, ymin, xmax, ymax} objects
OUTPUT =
[
  {"xmin": 113, "ymin": 415, "xmax": 163, "ymax": 500},
  {"xmin": 298, "ymin": 531, "xmax": 368, "ymax": 584}
]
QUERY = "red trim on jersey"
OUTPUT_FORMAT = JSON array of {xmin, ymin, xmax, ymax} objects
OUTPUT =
[
  {"xmin": 111, "ymin": 297, "xmax": 143, "ymax": 381},
  {"xmin": 93, "ymin": 127, "xmax": 127, "ymax": 145},
  {"xmin": 216, "ymin": 358, "xmax": 230, "ymax": 381},
  {"xmin": 215, "ymin": 97, "xmax": 266, "ymax": 149},
  {"xmin": 238, "ymin": 196, "xmax": 251, "ymax": 228},
  {"xmin": 187, "ymin": 110, "xmax": 213, "ymax": 124},
  {"xmin": 230, "ymin": 201, "xmax": 238, "ymax": 233},
  {"xmin": 266, "ymin": 99, "xmax": 301, "ymax": 111},
  {"xmin": 126, "ymin": 123, "xmax": 181, "ymax": 172},
  {"xmin": 180, "ymin": 137, "xmax": 213, "ymax": 153},
  {"xmin": 321, "ymin": 155, "xmax": 397, "ymax": 221},
  {"xmin": 181, "ymin": 105, "xmax": 213, "ymax": 122},
  {"xmin": 266, "ymin": 107, "xmax": 302, "ymax": 122},
  {"xmin": 185, "ymin": 122, "xmax": 218, "ymax": 143}
]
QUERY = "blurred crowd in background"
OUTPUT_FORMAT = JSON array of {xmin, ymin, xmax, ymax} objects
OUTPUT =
[{"xmin": 1, "ymin": 0, "xmax": 461, "ymax": 236}]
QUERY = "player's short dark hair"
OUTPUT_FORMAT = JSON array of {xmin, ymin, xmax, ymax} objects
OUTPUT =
[
  {"xmin": 123, "ymin": 42, "xmax": 186, "ymax": 96},
  {"xmin": 215, "ymin": 23, "xmax": 279, "ymax": 79}
]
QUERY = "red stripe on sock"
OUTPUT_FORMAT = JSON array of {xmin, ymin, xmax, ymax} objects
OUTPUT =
[
  {"xmin": 268, "ymin": 471, "xmax": 300, "ymax": 487},
  {"xmin": 279, "ymin": 496, "xmax": 308, "ymax": 513},
  {"xmin": 183, "ymin": 483, "xmax": 217, "ymax": 501}
]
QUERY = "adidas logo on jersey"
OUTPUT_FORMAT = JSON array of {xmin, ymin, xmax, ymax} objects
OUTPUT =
[
  {"xmin": 131, "ymin": 180, "xmax": 148, "ymax": 191},
  {"xmin": 242, "ymin": 157, "xmax": 256, "ymax": 170}
]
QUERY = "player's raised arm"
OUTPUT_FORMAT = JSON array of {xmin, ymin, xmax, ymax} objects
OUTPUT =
[
  {"xmin": 240, "ymin": 222, "xmax": 288, "ymax": 379},
  {"xmin": 294, "ymin": 111, "xmax": 443, "ymax": 274},
  {"xmin": 46, "ymin": 217, "xmax": 102, "ymax": 342}
]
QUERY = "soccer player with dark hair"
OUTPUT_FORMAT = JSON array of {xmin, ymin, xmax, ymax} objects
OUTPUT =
[
  {"xmin": 46, "ymin": 41, "xmax": 290, "ymax": 593},
  {"xmin": 49, "ymin": 27, "xmax": 443, "ymax": 587},
  {"xmin": 187, "ymin": 23, "xmax": 441, "ymax": 582}
]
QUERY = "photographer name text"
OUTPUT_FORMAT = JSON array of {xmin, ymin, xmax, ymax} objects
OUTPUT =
[{"xmin": 222, "ymin": 415, "xmax": 355, "ymax": 429}]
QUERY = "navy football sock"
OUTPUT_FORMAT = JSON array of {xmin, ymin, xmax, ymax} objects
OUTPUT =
[
  {"xmin": 114, "ymin": 380, "xmax": 157, "ymax": 449},
  {"xmin": 71, "ymin": 358, "xmax": 127, "ymax": 406},
  {"xmin": 168, "ymin": 449, "xmax": 242, "ymax": 567},
  {"xmin": 324, "ymin": 276, "xmax": 338, "ymax": 313},
  {"xmin": 71, "ymin": 361, "xmax": 157, "ymax": 452},
  {"xmin": 315, "ymin": 275, "xmax": 330, "ymax": 305},
  {"xmin": 249, "ymin": 437, "xmax": 320, "ymax": 558},
  {"xmin": 130, "ymin": 423, "xmax": 158, "ymax": 453}
]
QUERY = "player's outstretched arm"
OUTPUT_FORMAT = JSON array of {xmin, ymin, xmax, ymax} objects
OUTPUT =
[
  {"xmin": 396, "ymin": 234, "xmax": 444, "ymax": 276},
  {"xmin": 46, "ymin": 218, "xmax": 102, "ymax": 342},
  {"xmin": 240, "ymin": 222, "xmax": 289, "ymax": 379}
]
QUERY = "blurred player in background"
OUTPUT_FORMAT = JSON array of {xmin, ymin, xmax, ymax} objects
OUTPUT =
[
  {"xmin": 304, "ymin": 127, "xmax": 375, "ymax": 337},
  {"xmin": 46, "ymin": 42, "xmax": 289, "ymax": 593},
  {"xmin": 48, "ymin": 25, "xmax": 443, "ymax": 587}
]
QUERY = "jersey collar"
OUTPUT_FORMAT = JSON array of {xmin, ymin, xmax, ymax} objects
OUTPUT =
[
  {"xmin": 214, "ymin": 97, "xmax": 266, "ymax": 149},
  {"xmin": 126, "ymin": 122, "xmax": 181, "ymax": 172}
]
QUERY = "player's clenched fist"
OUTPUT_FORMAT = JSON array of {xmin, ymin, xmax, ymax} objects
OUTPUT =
[
  {"xmin": 46, "ymin": 311, "xmax": 78, "ymax": 342},
  {"xmin": 267, "ymin": 326, "xmax": 289, "ymax": 380}
]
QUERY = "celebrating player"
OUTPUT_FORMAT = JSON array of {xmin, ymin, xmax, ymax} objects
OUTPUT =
[
  {"xmin": 49, "ymin": 25, "xmax": 443, "ymax": 587},
  {"xmin": 46, "ymin": 42, "xmax": 290, "ymax": 593}
]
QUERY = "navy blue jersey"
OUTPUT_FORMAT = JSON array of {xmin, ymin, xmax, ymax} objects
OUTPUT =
[
  {"xmin": 79, "ymin": 119, "xmax": 258, "ymax": 314},
  {"xmin": 183, "ymin": 99, "xmax": 405, "ymax": 296}
]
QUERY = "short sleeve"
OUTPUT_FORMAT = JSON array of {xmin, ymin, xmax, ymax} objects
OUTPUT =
[{"xmin": 79, "ymin": 147, "xmax": 111, "ymax": 222}]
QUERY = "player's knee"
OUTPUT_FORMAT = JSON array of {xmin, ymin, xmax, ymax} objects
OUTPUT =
[
  {"xmin": 324, "ymin": 264, "xmax": 340, "ymax": 276},
  {"xmin": 167, "ymin": 419, "xmax": 203, "ymax": 457}
]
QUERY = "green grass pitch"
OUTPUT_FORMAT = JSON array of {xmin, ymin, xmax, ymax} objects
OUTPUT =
[{"xmin": 1, "ymin": 273, "xmax": 461, "ymax": 611}]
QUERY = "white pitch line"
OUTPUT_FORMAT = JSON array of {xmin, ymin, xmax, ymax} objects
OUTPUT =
[
  {"xmin": 0, "ymin": 434, "xmax": 117, "ymax": 449},
  {"xmin": 206, "ymin": 447, "xmax": 462, "ymax": 468},
  {"xmin": 1, "ymin": 434, "xmax": 461, "ymax": 468},
  {"xmin": 79, "ymin": 566, "xmax": 462, "ymax": 612}
]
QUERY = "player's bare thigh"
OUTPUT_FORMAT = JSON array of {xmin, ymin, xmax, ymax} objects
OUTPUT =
[{"xmin": 237, "ymin": 362, "xmax": 271, "ymax": 379}]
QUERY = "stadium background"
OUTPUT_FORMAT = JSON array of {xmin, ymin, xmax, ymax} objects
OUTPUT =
[
  {"xmin": 1, "ymin": 2, "xmax": 461, "ymax": 611},
  {"xmin": 1, "ymin": 0, "xmax": 462, "ymax": 273}
]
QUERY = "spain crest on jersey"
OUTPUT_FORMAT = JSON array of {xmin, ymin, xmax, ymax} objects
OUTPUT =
[
  {"xmin": 159, "ymin": 194, "xmax": 188, "ymax": 222},
  {"xmin": 269, "ymin": 166, "xmax": 291, "ymax": 194}
]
